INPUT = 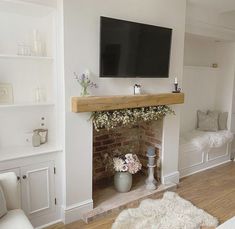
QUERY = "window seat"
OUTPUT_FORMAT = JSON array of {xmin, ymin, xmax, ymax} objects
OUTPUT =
[
  {"xmin": 179, "ymin": 130, "xmax": 233, "ymax": 178},
  {"xmin": 180, "ymin": 130, "xmax": 233, "ymax": 152}
]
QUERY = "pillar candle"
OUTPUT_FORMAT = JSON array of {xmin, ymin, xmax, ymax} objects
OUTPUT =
[
  {"xmin": 174, "ymin": 77, "xmax": 178, "ymax": 84},
  {"xmin": 147, "ymin": 146, "xmax": 155, "ymax": 156}
]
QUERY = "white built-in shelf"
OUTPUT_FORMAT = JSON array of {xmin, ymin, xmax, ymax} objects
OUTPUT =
[
  {"xmin": 0, "ymin": 0, "xmax": 55, "ymax": 18},
  {"xmin": 0, "ymin": 102, "xmax": 55, "ymax": 109},
  {"xmin": 0, "ymin": 54, "xmax": 53, "ymax": 61},
  {"xmin": 184, "ymin": 65, "xmax": 219, "ymax": 70},
  {"xmin": 0, "ymin": 143, "xmax": 62, "ymax": 162}
]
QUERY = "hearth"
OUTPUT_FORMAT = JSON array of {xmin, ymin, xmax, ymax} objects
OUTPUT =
[{"xmin": 84, "ymin": 173, "xmax": 176, "ymax": 222}]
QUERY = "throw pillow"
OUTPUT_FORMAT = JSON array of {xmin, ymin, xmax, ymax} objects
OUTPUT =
[
  {"xmin": 0, "ymin": 185, "xmax": 7, "ymax": 218},
  {"xmin": 197, "ymin": 110, "xmax": 219, "ymax": 131},
  {"xmin": 218, "ymin": 112, "xmax": 228, "ymax": 130},
  {"xmin": 208, "ymin": 111, "xmax": 228, "ymax": 130}
]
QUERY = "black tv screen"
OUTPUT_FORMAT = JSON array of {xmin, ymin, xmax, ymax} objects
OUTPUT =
[{"xmin": 100, "ymin": 17, "xmax": 172, "ymax": 78}]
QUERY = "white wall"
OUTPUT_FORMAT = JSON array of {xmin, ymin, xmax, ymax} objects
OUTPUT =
[
  {"xmin": 181, "ymin": 66, "xmax": 218, "ymax": 133},
  {"xmin": 184, "ymin": 34, "xmax": 218, "ymax": 67},
  {"xmin": 62, "ymin": 0, "xmax": 186, "ymax": 223},
  {"xmin": 215, "ymin": 43, "xmax": 235, "ymax": 129}
]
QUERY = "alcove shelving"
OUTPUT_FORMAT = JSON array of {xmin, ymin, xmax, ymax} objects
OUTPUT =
[
  {"xmin": 0, "ymin": 54, "xmax": 53, "ymax": 60},
  {"xmin": 0, "ymin": 0, "xmax": 60, "ymax": 154},
  {"xmin": 0, "ymin": 1, "xmax": 62, "ymax": 227},
  {"xmin": 0, "ymin": 102, "xmax": 55, "ymax": 108}
]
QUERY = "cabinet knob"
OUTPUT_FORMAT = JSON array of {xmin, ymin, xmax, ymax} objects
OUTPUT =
[
  {"xmin": 22, "ymin": 175, "xmax": 27, "ymax": 179},
  {"xmin": 17, "ymin": 176, "xmax": 20, "ymax": 181}
]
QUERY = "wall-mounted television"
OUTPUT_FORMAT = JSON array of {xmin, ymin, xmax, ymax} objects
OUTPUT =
[{"xmin": 100, "ymin": 17, "xmax": 172, "ymax": 78}]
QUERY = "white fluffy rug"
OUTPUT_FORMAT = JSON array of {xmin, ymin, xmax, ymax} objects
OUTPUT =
[{"xmin": 112, "ymin": 192, "xmax": 218, "ymax": 229}]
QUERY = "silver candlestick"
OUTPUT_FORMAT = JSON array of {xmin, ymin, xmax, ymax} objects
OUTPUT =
[{"xmin": 145, "ymin": 147, "xmax": 157, "ymax": 190}]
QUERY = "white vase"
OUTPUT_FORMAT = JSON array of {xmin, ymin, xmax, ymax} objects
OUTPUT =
[
  {"xmin": 32, "ymin": 131, "xmax": 41, "ymax": 147},
  {"xmin": 114, "ymin": 172, "xmax": 132, "ymax": 193}
]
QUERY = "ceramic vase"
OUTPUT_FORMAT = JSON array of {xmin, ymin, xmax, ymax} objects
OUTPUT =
[{"xmin": 114, "ymin": 172, "xmax": 132, "ymax": 193}]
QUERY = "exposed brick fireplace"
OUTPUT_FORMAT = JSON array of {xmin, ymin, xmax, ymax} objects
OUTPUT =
[{"xmin": 93, "ymin": 120, "xmax": 163, "ymax": 184}]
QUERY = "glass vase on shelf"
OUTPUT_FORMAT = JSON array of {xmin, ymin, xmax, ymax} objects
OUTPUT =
[
  {"xmin": 81, "ymin": 85, "xmax": 89, "ymax": 96},
  {"xmin": 74, "ymin": 70, "xmax": 97, "ymax": 97}
]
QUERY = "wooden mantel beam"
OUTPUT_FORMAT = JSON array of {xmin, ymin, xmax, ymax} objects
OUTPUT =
[{"xmin": 71, "ymin": 93, "xmax": 184, "ymax": 113}]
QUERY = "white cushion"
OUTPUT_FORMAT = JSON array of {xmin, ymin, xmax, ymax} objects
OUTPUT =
[
  {"xmin": 0, "ymin": 209, "xmax": 33, "ymax": 229},
  {"xmin": 0, "ymin": 185, "xmax": 7, "ymax": 218},
  {"xmin": 0, "ymin": 172, "xmax": 20, "ymax": 210}
]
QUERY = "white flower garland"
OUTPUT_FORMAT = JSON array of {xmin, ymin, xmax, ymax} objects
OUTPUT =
[{"xmin": 91, "ymin": 105, "xmax": 174, "ymax": 131}]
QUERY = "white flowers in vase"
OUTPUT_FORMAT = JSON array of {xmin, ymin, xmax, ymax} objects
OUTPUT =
[{"xmin": 113, "ymin": 153, "xmax": 142, "ymax": 174}]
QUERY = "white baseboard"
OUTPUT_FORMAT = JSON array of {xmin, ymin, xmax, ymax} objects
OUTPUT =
[
  {"xmin": 162, "ymin": 171, "xmax": 179, "ymax": 185},
  {"xmin": 62, "ymin": 199, "xmax": 93, "ymax": 224},
  {"xmin": 35, "ymin": 219, "xmax": 62, "ymax": 229},
  {"xmin": 180, "ymin": 159, "xmax": 231, "ymax": 179},
  {"xmin": 30, "ymin": 206, "xmax": 61, "ymax": 228}
]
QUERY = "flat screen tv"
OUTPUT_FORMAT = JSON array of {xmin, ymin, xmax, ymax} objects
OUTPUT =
[{"xmin": 100, "ymin": 17, "xmax": 172, "ymax": 78}]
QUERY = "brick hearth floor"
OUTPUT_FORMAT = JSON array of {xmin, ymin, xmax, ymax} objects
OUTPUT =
[{"xmin": 83, "ymin": 174, "xmax": 176, "ymax": 222}]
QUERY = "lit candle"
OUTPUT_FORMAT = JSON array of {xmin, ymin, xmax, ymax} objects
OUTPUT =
[{"xmin": 174, "ymin": 77, "xmax": 178, "ymax": 84}]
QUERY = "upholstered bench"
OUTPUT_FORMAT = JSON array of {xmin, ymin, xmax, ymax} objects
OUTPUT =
[{"xmin": 179, "ymin": 130, "xmax": 233, "ymax": 177}]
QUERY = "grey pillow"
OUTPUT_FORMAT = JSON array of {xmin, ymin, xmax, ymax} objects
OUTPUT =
[
  {"xmin": 0, "ymin": 185, "xmax": 7, "ymax": 218},
  {"xmin": 218, "ymin": 112, "xmax": 228, "ymax": 130},
  {"xmin": 208, "ymin": 111, "xmax": 228, "ymax": 130},
  {"xmin": 197, "ymin": 110, "xmax": 219, "ymax": 131}
]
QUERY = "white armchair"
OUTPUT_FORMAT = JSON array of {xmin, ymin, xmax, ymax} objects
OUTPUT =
[{"xmin": 0, "ymin": 172, "xmax": 34, "ymax": 229}]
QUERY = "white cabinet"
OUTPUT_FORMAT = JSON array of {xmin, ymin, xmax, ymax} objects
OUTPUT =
[
  {"xmin": 0, "ymin": 161, "xmax": 56, "ymax": 220},
  {"xmin": 21, "ymin": 161, "xmax": 56, "ymax": 219},
  {"xmin": 0, "ymin": 150, "xmax": 62, "ymax": 228}
]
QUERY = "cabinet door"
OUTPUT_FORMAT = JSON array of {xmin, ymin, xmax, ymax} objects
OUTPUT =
[{"xmin": 21, "ymin": 161, "xmax": 55, "ymax": 218}]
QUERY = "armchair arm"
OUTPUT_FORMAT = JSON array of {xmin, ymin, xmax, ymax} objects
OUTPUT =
[{"xmin": 0, "ymin": 172, "xmax": 20, "ymax": 210}]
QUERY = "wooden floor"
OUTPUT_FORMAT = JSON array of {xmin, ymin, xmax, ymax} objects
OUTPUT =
[{"xmin": 46, "ymin": 162, "xmax": 235, "ymax": 229}]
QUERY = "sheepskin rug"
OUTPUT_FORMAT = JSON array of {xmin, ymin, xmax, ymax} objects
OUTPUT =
[{"xmin": 112, "ymin": 192, "xmax": 218, "ymax": 229}]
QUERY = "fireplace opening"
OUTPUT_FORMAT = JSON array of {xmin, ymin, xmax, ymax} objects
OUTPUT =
[
  {"xmin": 92, "ymin": 120, "xmax": 163, "ymax": 206},
  {"xmin": 82, "ymin": 119, "xmax": 177, "ymax": 222}
]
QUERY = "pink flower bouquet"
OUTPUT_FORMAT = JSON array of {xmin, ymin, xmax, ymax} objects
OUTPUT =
[{"xmin": 113, "ymin": 153, "xmax": 142, "ymax": 174}]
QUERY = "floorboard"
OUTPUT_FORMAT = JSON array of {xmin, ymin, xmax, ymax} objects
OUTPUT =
[{"xmin": 46, "ymin": 161, "xmax": 235, "ymax": 229}]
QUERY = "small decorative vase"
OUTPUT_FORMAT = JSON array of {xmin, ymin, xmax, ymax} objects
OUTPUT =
[
  {"xmin": 81, "ymin": 86, "xmax": 89, "ymax": 96},
  {"xmin": 114, "ymin": 172, "xmax": 132, "ymax": 193},
  {"xmin": 32, "ymin": 130, "xmax": 41, "ymax": 147}
]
